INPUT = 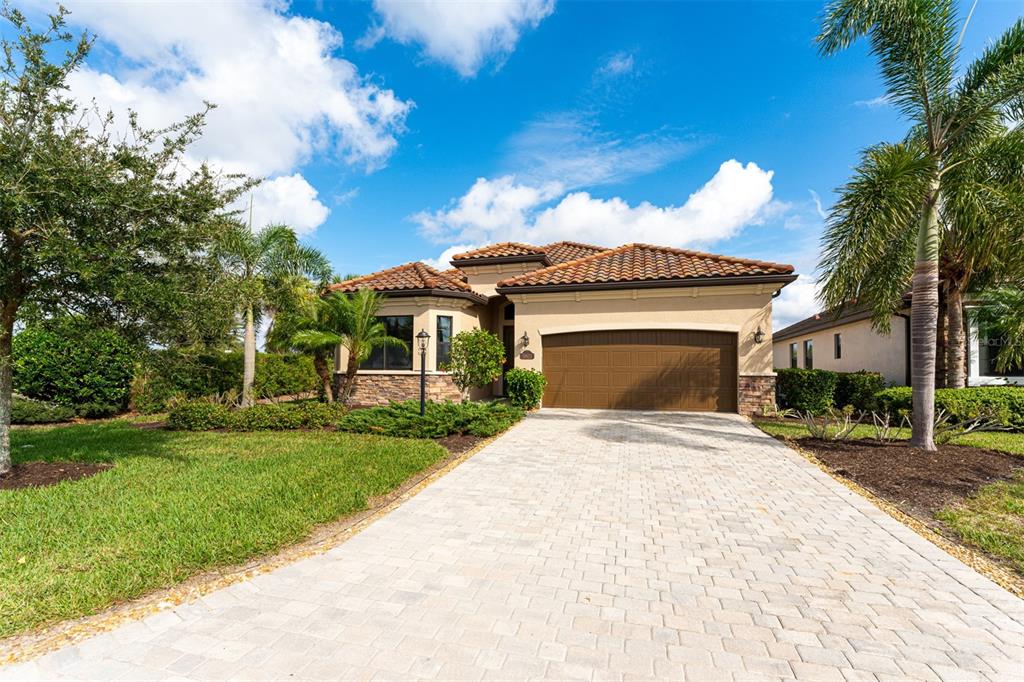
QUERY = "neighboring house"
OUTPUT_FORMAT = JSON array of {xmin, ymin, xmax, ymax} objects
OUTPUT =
[
  {"xmin": 773, "ymin": 299, "xmax": 1024, "ymax": 386},
  {"xmin": 330, "ymin": 241, "xmax": 797, "ymax": 414}
]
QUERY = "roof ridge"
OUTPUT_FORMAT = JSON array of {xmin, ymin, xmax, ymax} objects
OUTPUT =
[
  {"xmin": 625, "ymin": 243, "xmax": 794, "ymax": 272},
  {"xmin": 542, "ymin": 240, "xmax": 608, "ymax": 251},
  {"xmin": 451, "ymin": 241, "xmax": 545, "ymax": 260},
  {"xmin": 499, "ymin": 243, "xmax": 634, "ymax": 285}
]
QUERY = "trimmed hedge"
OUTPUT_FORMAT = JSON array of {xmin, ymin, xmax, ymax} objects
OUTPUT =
[
  {"xmin": 11, "ymin": 395, "xmax": 76, "ymax": 425},
  {"xmin": 337, "ymin": 400, "xmax": 524, "ymax": 439},
  {"xmin": 13, "ymin": 319, "xmax": 135, "ymax": 416},
  {"xmin": 167, "ymin": 400, "xmax": 347, "ymax": 431},
  {"xmin": 504, "ymin": 368, "xmax": 547, "ymax": 409},
  {"xmin": 132, "ymin": 351, "xmax": 319, "ymax": 414},
  {"xmin": 775, "ymin": 368, "xmax": 839, "ymax": 414},
  {"xmin": 834, "ymin": 371, "xmax": 886, "ymax": 412},
  {"xmin": 875, "ymin": 386, "xmax": 1024, "ymax": 430}
]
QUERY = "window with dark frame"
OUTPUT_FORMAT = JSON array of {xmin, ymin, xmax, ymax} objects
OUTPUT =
[
  {"xmin": 834, "ymin": 333, "xmax": 842, "ymax": 360},
  {"xmin": 360, "ymin": 315, "xmax": 413, "ymax": 370},
  {"xmin": 436, "ymin": 315, "xmax": 453, "ymax": 371},
  {"xmin": 789, "ymin": 343, "xmax": 798, "ymax": 368},
  {"xmin": 803, "ymin": 339, "xmax": 813, "ymax": 369}
]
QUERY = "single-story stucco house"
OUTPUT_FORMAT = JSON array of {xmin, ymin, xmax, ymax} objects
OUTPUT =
[
  {"xmin": 329, "ymin": 241, "xmax": 797, "ymax": 415},
  {"xmin": 773, "ymin": 298, "xmax": 1024, "ymax": 386}
]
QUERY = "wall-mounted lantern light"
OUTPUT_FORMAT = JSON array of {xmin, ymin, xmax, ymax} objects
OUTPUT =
[
  {"xmin": 754, "ymin": 326, "xmax": 765, "ymax": 344},
  {"xmin": 520, "ymin": 331, "xmax": 530, "ymax": 348}
]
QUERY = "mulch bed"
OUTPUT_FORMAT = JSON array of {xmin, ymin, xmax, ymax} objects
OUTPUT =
[
  {"xmin": 797, "ymin": 438, "xmax": 1023, "ymax": 522},
  {"xmin": 0, "ymin": 461, "xmax": 113, "ymax": 491},
  {"xmin": 435, "ymin": 434, "xmax": 485, "ymax": 455}
]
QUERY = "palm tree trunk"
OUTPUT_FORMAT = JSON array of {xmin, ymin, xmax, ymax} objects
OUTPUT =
[
  {"xmin": 910, "ymin": 181, "xmax": 940, "ymax": 451},
  {"xmin": 242, "ymin": 305, "xmax": 257, "ymax": 408},
  {"xmin": 935, "ymin": 301, "xmax": 947, "ymax": 388},
  {"xmin": 946, "ymin": 286, "xmax": 967, "ymax": 389},
  {"xmin": 0, "ymin": 300, "xmax": 16, "ymax": 476},
  {"xmin": 340, "ymin": 354, "xmax": 360, "ymax": 405},
  {"xmin": 313, "ymin": 353, "xmax": 334, "ymax": 402}
]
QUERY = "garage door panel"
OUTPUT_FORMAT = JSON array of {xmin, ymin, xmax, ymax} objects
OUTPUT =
[{"xmin": 542, "ymin": 330, "xmax": 737, "ymax": 412}]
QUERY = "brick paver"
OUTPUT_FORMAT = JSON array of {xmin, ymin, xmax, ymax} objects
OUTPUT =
[{"xmin": 3, "ymin": 410, "xmax": 1023, "ymax": 681}]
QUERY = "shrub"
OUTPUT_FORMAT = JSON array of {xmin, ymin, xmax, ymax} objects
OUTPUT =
[
  {"xmin": 834, "ymin": 371, "xmax": 885, "ymax": 412},
  {"xmin": 231, "ymin": 403, "xmax": 305, "ymax": 431},
  {"xmin": 504, "ymin": 368, "xmax": 547, "ymax": 409},
  {"xmin": 337, "ymin": 400, "xmax": 524, "ymax": 439},
  {"xmin": 775, "ymin": 368, "xmax": 839, "ymax": 414},
  {"xmin": 11, "ymin": 395, "xmax": 75, "ymax": 424},
  {"xmin": 131, "ymin": 351, "xmax": 319, "ymax": 413},
  {"xmin": 166, "ymin": 400, "xmax": 233, "ymax": 431},
  {"xmin": 12, "ymin": 318, "xmax": 135, "ymax": 413},
  {"xmin": 446, "ymin": 330, "xmax": 505, "ymax": 392},
  {"xmin": 875, "ymin": 386, "xmax": 1024, "ymax": 430}
]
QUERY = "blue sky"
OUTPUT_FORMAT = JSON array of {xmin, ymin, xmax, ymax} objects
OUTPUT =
[{"xmin": 19, "ymin": 0, "xmax": 1023, "ymax": 327}]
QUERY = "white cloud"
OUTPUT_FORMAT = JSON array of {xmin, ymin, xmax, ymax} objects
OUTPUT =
[
  {"xmin": 596, "ymin": 51, "xmax": 635, "ymax": 78},
  {"xmin": 422, "ymin": 244, "xmax": 481, "ymax": 271},
  {"xmin": 772, "ymin": 277, "xmax": 821, "ymax": 330},
  {"xmin": 51, "ymin": 0, "xmax": 412, "ymax": 235},
  {"xmin": 854, "ymin": 94, "xmax": 892, "ymax": 108},
  {"xmin": 415, "ymin": 160, "xmax": 777, "ymax": 248},
  {"xmin": 241, "ymin": 175, "xmax": 330, "ymax": 236},
  {"xmin": 504, "ymin": 112, "xmax": 699, "ymax": 190},
  {"xmin": 365, "ymin": 0, "xmax": 555, "ymax": 77}
]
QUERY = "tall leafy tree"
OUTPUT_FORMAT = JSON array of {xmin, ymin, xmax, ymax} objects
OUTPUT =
[
  {"xmin": 285, "ymin": 288, "xmax": 406, "ymax": 405},
  {"xmin": 816, "ymin": 1, "xmax": 1024, "ymax": 449},
  {"xmin": 0, "ymin": 6, "xmax": 249, "ymax": 474},
  {"xmin": 215, "ymin": 222, "xmax": 330, "ymax": 407}
]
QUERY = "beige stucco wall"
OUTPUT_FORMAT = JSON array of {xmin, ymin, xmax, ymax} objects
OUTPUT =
[
  {"xmin": 772, "ymin": 315, "xmax": 908, "ymax": 385},
  {"xmin": 504, "ymin": 284, "xmax": 783, "ymax": 377},
  {"xmin": 334, "ymin": 296, "xmax": 484, "ymax": 377},
  {"xmin": 457, "ymin": 262, "xmax": 542, "ymax": 298}
]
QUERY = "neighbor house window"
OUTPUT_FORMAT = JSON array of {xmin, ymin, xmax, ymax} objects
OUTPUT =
[
  {"xmin": 789, "ymin": 343, "xmax": 798, "ymax": 368},
  {"xmin": 803, "ymin": 339, "xmax": 813, "ymax": 369},
  {"xmin": 834, "ymin": 333, "xmax": 842, "ymax": 360},
  {"xmin": 977, "ymin": 320, "xmax": 1024, "ymax": 377},
  {"xmin": 436, "ymin": 316, "xmax": 453, "ymax": 370},
  {"xmin": 361, "ymin": 315, "xmax": 413, "ymax": 370}
]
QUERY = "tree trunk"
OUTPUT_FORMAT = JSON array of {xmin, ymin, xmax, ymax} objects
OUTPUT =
[
  {"xmin": 910, "ymin": 182, "xmax": 940, "ymax": 451},
  {"xmin": 340, "ymin": 353, "xmax": 360, "ymax": 405},
  {"xmin": 313, "ymin": 353, "xmax": 334, "ymax": 402},
  {"xmin": 242, "ymin": 305, "xmax": 256, "ymax": 408},
  {"xmin": 935, "ymin": 300, "xmax": 947, "ymax": 389},
  {"xmin": 946, "ymin": 286, "xmax": 967, "ymax": 389},
  {"xmin": 1, "ymin": 299, "xmax": 18, "ymax": 476}
]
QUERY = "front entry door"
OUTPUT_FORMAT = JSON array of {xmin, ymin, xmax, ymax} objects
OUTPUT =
[{"xmin": 502, "ymin": 326, "xmax": 515, "ymax": 395}]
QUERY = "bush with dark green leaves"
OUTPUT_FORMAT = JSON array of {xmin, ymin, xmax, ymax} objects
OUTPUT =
[
  {"xmin": 875, "ymin": 386, "xmax": 1024, "ymax": 430},
  {"xmin": 774, "ymin": 368, "xmax": 839, "ymax": 414},
  {"xmin": 166, "ymin": 401, "xmax": 234, "ymax": 431},
  {"xmin": 504, "ymin": 368, "xmax": 547, "ymax": 409},
  {"xmin": 11, "ymin": 395, "xmax": 76, "ymax": 424},
  {"xmin": 446, "ymin": 329, "xmax": 506, "ymax": 392},
  {"xmin": 131, "ymin": 351, "xmax": 319, "ymax": 413},
  {"xmin": 12, "ymin": 319, "xmax": 135, "ymax": 415},
  {"xmin": 167, "ymin": 399, "xmax": 347, "ymax": 431},
  {"xmin": 834, "ymin": 371, "xmax": 886, "ymax": 412},
  {"xmin": 337, "ymin": 400, "xmax": 524, "ymax": 439}
]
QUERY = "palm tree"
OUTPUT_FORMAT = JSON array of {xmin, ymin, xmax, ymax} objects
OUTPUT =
[
  {"xmin": 816, "ymin": 2, "xmax": 1024, "ymax": 450},
  {"xmin": 266, "ymin": 284, "xmax": 342, "ymax": 402},
  {"xmin": 287, "ymin": 288, "xmax": 407, "ymax": 405},
  {"xmin": 216, "ymin": 222, "xmax": 331, "ymax": 407}
]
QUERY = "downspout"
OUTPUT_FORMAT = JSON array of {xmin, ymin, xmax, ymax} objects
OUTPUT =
[{"xmin": 895, "ymin": 312, "xmax": 912, "ymax": 386}]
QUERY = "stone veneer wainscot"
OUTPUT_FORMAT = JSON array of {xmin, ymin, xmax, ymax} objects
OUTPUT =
[{"xmin": 335, "ymin": 373, "xmax": 464, "ymax": 408}]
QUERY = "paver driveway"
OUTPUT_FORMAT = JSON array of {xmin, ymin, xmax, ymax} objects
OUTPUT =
[{"xmin": 4, "ymin": 410, "xmax": 1024, "ymax": 681}]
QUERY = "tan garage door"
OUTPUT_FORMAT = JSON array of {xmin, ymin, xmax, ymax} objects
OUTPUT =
[{"xmin": 542, "ymin": 330, "xmax": 737, "ymax": 412}]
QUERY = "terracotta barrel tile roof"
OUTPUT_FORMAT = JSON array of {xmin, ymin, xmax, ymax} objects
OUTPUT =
[
  {"xmin": 542, "ymin": 241, "xmax": 609, "ymax": 264},
  {"xmin": 328, "ymin": 262, "xmax": 477, "ymax": 296},
  {"xmin": 496, "ymin": 243, "xmax": 795, "ymax": 289},
  {"xmin": 450, "ymin": 242, "xmax": 548, "ymax": 262}
]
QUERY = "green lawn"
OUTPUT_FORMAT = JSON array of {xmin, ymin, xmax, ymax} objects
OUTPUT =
[
  {"xmin": 1, "ymin": 421, "xmax": 447, "ymax": 638},
  {"xmin": 754, "ymin": 419, "xmax": 1024, "ymax": 575}
]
